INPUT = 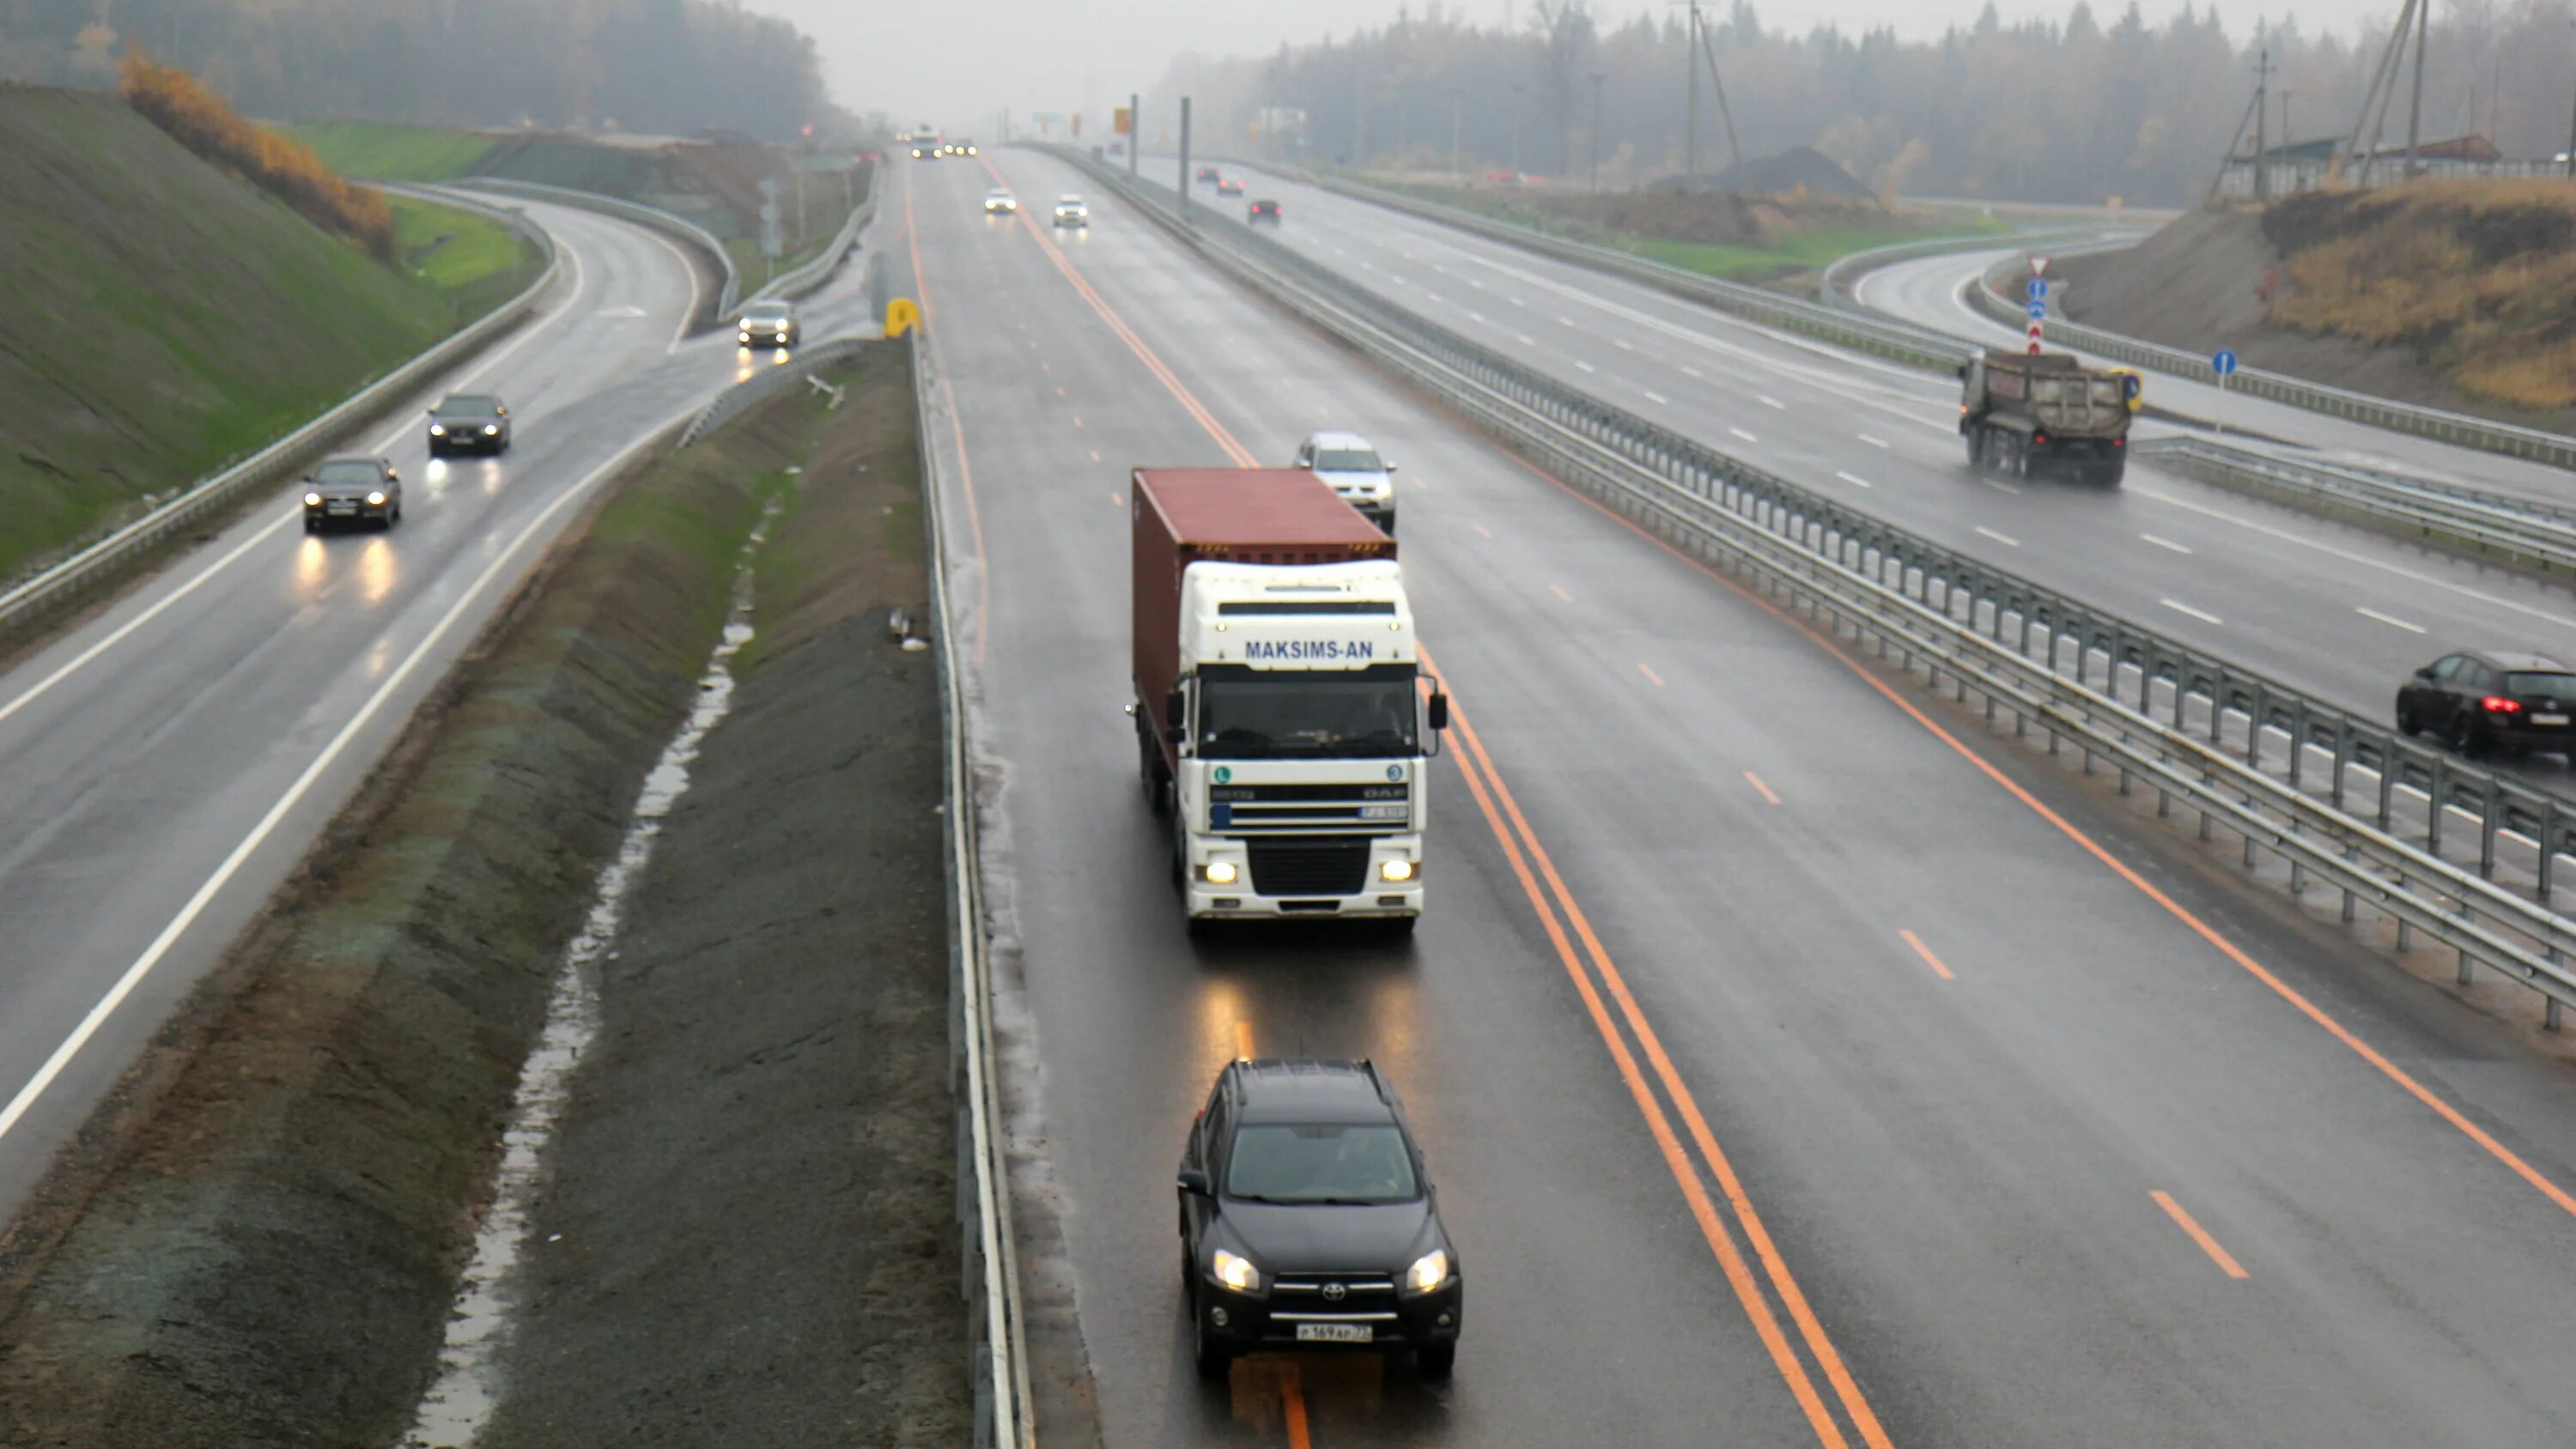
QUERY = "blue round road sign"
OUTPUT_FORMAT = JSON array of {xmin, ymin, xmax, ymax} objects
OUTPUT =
[
  {"xmin": 2026, "ymin": 302, "xmax": 2047, "ymax": 320},
  {"xmin": 2026, "ymin": 279, "xmax": 2048, "ymax": 301},
  {"xmin": 2212, "ymin": 349, "xmax": 2238, "ymax": 376}
]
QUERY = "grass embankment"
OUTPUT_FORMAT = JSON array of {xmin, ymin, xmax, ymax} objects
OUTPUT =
[
  {"xmin": 0, "ymin": 87, "xmax": 533, "ymax": 587},
  {"xmin": 1358, "ymin": 174, "xmax": 2008, "ymax": 284},
  {"xmin": 0, "ymin": 367, "xmax": 864, "ymax": 1448},
  {"xmin": 276, "ymin": 120, "xmax": 499, "ymax": 180},
  {"xmin": 2263, "ymin": 182, "xmax": 2576, "ymax": 412}
]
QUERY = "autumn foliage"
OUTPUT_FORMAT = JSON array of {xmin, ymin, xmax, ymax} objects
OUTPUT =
[{"xmin": 118, "ymin": 51, "xmax": 393, "ymax": 259}]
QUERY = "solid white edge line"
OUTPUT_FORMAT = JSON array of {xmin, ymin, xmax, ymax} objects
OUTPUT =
[
  {"xmin": 0, "ymin": 231, "xmax": 594, "ymax": 734},
  {"xmin": 0, "ymin": 398, "xmax": 703, "ymax": 1149}
]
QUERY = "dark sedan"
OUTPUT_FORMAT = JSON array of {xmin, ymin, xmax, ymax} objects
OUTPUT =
[
  {"xmin": 427, "ymin": 392, "xmax": 511, "ymax": 457},
  {"xmin": 1248, "ymin": 198, "xmax": 1283, "ymax": 227},
  {"xmin": 301, "ymin": 456, "xmax": 402, "ymax": 532},
  {"xmin": 1178, "ymin": 1058, "xmax": 1460, "ymax": 1379},
  {"xmin": 2397, "ymin": 649, "xmax": 2576, "ymax": 757}
]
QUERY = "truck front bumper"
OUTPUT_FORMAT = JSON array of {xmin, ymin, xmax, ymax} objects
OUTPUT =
[{"xmin": 1182, "ymin": 833, "xmax": 1424, "ymax": 919}]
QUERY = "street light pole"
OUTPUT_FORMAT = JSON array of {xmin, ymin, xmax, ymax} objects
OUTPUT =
[
  {"xmin": 1510, "ymin": 83, "xmax": 1525, "ymax": 175},
  {"xmin": 2567, "ymin": 21, "xmax": 2576, "ymax": 178},
  {"xmin": 1449, "ymin": 89, "xmax": 1463, "ymax": 179},
  {"xmin": 1589, "ymin": 71, "xmax": 1605, "ymax": 191}
]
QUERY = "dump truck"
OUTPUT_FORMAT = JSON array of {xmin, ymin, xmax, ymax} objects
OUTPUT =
[
  {"xmin": 1132, "ymin": 468, "xmax": 1446, "ymax": 931},
  {"xmin": 1959, "ymin": 349, "xmax": 2131, "ymax": 486}
]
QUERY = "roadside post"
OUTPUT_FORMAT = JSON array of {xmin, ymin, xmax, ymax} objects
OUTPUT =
[
  {"xmin": 2212, "ymin": 349, "xmax": 2239, "ymax": 436},
  {"xmin": 2026, "ymin": 255, "xmax": 2050, "ymax": 355}
]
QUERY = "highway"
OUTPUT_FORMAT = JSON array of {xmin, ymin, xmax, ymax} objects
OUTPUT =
[
  {"xmin": 1856, "ymin": 245, "xmax": 2576, "ymax": 511},
  {"xmin": 915, "ymin": 148, "xmax": 2576, "ymax": 1447},
  {"xmin": 1110, "ymin": 161, "xmax": 2576, "ymax": 800},
  {"xmin": 0, "ymin": 196, "xmax": 873, "ymax": 1216}
]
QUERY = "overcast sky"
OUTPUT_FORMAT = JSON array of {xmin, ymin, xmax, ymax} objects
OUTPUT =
[{"xmin": 764, "ymin": 0, "xmax": 2398, "ymax": 129}]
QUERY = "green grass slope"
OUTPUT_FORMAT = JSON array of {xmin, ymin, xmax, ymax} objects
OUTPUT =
[
  {"xmin": 0, "ymin": 88, "xmax": 527, "ymax": 585},
  {"xmin": 278, "ymin": 121, "xmax": 498, "ymax": 181}
]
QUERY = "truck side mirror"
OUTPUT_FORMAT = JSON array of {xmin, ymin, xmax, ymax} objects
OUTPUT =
[
  {"xmin": 1427, "ymin": 692, "xmax": 1449, "ymax": 731},
  {"xmin": 1165, "ymin": 688, "xmax": 1187, "ymax": 743}
]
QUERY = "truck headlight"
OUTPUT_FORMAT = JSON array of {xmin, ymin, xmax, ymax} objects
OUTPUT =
[
  {"xmin": 303, "ymin": 491, "xmax": 322, "ymax": 506},
  {"xmin": 1202, "ymin": 860, "xmax": 1239, "ymax": 885},
  {"xmin": 1380, "ymin": 859, "xmax": 1415, "ymax": 883},
  {"xmin": 1212, "ymin": 1248, "xmax": 1261, "ymax": 1293},
  {"xmin": 1406, "ymin": 1249, "xmax": 1449, "ymax": 1292}
]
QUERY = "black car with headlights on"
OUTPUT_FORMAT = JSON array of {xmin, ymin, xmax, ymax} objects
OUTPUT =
[
  {"xmin": 738, "ymin": 301, "xmax": 799, "ymax": 349},
  {"xmin": 301, "ymin": 455, "xmax": 402, "ymax": 532},
  {"xmin": 1178, "ymin": 1058, "xmax": 1460, "ymax": 1379},
  {"xmin": 426, "ymin": 392, "xmax": 511, "ymax": 457},
  {"xmin": 2397, "ymin": 649, "xmax": 2576, "ymax": 758}
]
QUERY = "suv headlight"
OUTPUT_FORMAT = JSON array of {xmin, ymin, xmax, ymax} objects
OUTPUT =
[
  {"xmin": 428, "ymin": 423, "xmax": 446, "ymax": 436},
  {"xmin": 483, "ymin": 424, "xmax": 500, "ymax": 435},
  {"xmin": 1405, "ymin": 1248, "xmax": 1449, "ymax": 1292},
  {"xmin": 303, "ymin": 491, "xmax": 322, "ymax": 506},
  {"xmin": 1212, "ymin": 1247, "xmax": 1261, "ymax": 1293}
]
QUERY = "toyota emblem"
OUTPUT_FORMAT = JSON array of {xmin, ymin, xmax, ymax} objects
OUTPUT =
[{"xmin": 1321, "ymin": 1282, "xmax": 1347, "ymax": 1301}]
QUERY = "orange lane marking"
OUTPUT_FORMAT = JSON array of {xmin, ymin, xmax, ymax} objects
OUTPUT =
[
  {"xmin": 1281, "ymin": 1361, "xmax": 1313, "ymax": 1449},
  {"xmin": 1899, "ymin": 930, "xmax": 1955, "ymax": 982},
  {"xmin": 1637, "ymin": 662, "xmax": 1667, "ymax": 687},
  {"xmin": 1744, "ymin": 771, "xmax": 1783, "ymax": 806},
  {"xmin": 1091, "ymin": 451, "xmax": 1103, "ymax": 464},
  {"xmin": 1236, "ymin": 1021, "xmax": 1255, "ymax": 1062},
  {"xmin": 1473, "ymin": 523, "xmax": 1495, "ymax": 540},
  {"xmin": 993, "ymin": 170, "xmax": 1877, "ymax": 1445},
  {"xmin": 2152, "ymin": 1191, "xmax": 2251, "ymax": 1280},
  {"xmin": 1110, "ymin": 493, "xmax": 1123, "ymax": 507},
  {"xmin": 901, "ymin": 183, "xmax": 991, "ymax": 669},
  {"xmin": 1549, "ymin": 584, "xmax": 1573, "ymax": 603},
  {"xmin": 1055, "ymin": 385, "xmax": 1067, "ymax": 397},
  {"xmin": 1429, "ymin": 658, "xmax": 1894, "ymax": 1449},
  {"xmin": 1430, "ymin": 676, "xmax": 1853, "ymax": 1447},
  {"xmin": 1041, "ymin": 360, "xmax": 1053, "ymax": 372},
  {"xmin": 1489, "ymin": 444, "xmax": 2576, "ymax": 1224},
  {"xmin": 1074, "ymin": 415, "xmax": 1086, "ymax": 430}
]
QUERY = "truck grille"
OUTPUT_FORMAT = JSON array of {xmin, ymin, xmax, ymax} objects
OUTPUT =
[
  {"xmin": 1212, "ymin": 783, "xmax": 1407, "ymax": 834},
  {"xmin": 1248, "ymin": 836, "xmax": 1371, "ymax": 896}
]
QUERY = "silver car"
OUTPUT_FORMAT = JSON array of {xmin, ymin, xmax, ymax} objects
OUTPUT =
[
  {"xmin": 1293, "ymin": 430, "xmax": 1397, "ymax": 534},
  {"xmin": 1053, "ymin": 193, "xmax": 1090, "ymax": 228}
]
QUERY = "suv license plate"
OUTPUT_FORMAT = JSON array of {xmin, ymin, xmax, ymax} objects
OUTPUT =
[{"xmin": 1295, "ymin": 1323, "xmax": 1373, "ymax": 1343}]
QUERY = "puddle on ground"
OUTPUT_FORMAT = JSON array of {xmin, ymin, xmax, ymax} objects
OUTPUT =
[{"xmin": 398, "ymin": 498, "xmax": 783, "ymax": 1449}]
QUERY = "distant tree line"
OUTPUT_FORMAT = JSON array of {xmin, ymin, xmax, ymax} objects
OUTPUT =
[
  {"xmin": 0, "ymin": 0, "xmax": 829, "ymax": 142},
  {"xmin": 1147, "ymin": 0, "xmax": 2576, "ymax": 206}
]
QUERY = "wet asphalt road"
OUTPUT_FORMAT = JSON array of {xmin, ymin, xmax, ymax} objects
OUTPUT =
[
  {"xmin": 0, "ymin": 197, "xmax": 878, "ymax": 1216},
  {"xmin": 909, "ymin": 150, "xmax": 2576, "ymax": 1448}
]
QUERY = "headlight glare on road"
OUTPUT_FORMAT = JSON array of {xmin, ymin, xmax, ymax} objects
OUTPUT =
[
  {"xmin": 1212, "ymin": 1248, "xmax": 1260, "ymax": 1293},
  {"xmin": 1406, "ymin": 1249, "xmax": 1449, "ymax": 1292},
  {"xmin": 1203, "ymin": 859, "xmax": 1238, "ymax": 885},
  {"xmin": 366, "ymin": 490, "xmax": 386, "ymax": 506},
  {"xmin": 303, "ymin": 491, "xmax": 322, "ymax": 506},
  {"xmin": 1380, "ymin": 858, "xmax": 1415, "ymax": 882}
]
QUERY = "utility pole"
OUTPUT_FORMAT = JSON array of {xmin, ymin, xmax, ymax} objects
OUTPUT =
[
  {"xmin": 2252, "ymin": 47, "xmax": 2275, "ymax": 201},
  {"xmin": 1686, "ymin": 1, "xmax": 1701, "ymax": 186},
  {"xmin": 1510, "ymin": 83, "xmax": 1525, "ymax": 174},
  {"xmin": 2281, "ymin": 88, "xmax": 2292, "ymax": 150},
  {"xmin": 1589, "ymin": 72, "xmax": 1606, "ymax": 192},
  {"xmin": 1449, "ymin": 88, "xmax": 1463, "ymax": 179},
  {"xmin": 2403, "ymin": 0, "xmax": 2430, "ymax": 178},
  {"xmin": 1130, "ymin": 92, "xmax": 1139, "ymax": 177},
  {"xmin": 1179, "ymin": 97, "xmax": 1192, "ymax": 220}
]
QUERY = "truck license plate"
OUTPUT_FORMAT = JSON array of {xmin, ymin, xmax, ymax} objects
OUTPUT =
[
  {"xmin": 2537, "ymin": 713, "xmax": 2569, "ymax": 726},
  {"xmin": 1295, "ymin": 1323, "xmax": 1373, "ymax": 1343}
]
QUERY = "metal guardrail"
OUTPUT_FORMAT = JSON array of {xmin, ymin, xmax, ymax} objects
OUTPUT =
[
  {"xmin": 0, "ymin": 200, "xmax": 563, "ymax": 652},
  {"xmin": 463, "ymin": 177, "xmax": 740, "ymax": 323},
  {"xmin": 1964, "ymin": 260, "xmax": 2576, "ymax": 471},
  {"xmin": 675, "ymin": 337, "xmax": 875, "ymax": 447},
  {"xmin": 749, "ymin": 166, "xmax": 878, "ymax": 303},
  {"xmin": 909, "ymin": 322, "xmax": 1031, "ymax": 1443},
  {"xmin": 1816, "ymin": 227, "xmax": 2125, "ymax": 307},
  {"xmin": 1053, "ymin": 144, "xmax": 2576, "ymax": 1025},
  {"xmin": 2136, "ymin": 435, "xmax": 2576, "ymax": 576}
]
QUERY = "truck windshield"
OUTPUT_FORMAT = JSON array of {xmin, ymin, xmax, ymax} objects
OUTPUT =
[{"xmin": 1199, "ymin": 664, "xmax": 1419, "ymax": 759}]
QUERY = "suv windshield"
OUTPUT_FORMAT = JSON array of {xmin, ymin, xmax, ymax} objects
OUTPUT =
[
  {"xmin": 438, "ymin": 395, "xmax": 500, "ymax": 416},
  {"xmin": 314, "ymin": 461, "xmax": 380, "ymax": 485},
  {"xmin": 1314, "ymin": 449, "xmax": 1383, "ymax": 473},
  {"xmin": 2506, "ymin": 672, "xmax": 2576, "ymax": 700},
  {"xmin": 1226, "ymin": 1123, "xmax": 1419, "ymax": 1203},
  {"xmin": 1198, "ymin": 664, "xmax": 1418, "ymax": 758}
]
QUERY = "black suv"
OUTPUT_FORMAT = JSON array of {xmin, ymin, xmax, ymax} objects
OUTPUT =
[
  {"xmin": 1177, "ymin": 1058, "xmax": 1460, "ymax": 1379},
  {"xmin": 2397, "ymin": 649, "xmax": 2576, "ymax": 757}
]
